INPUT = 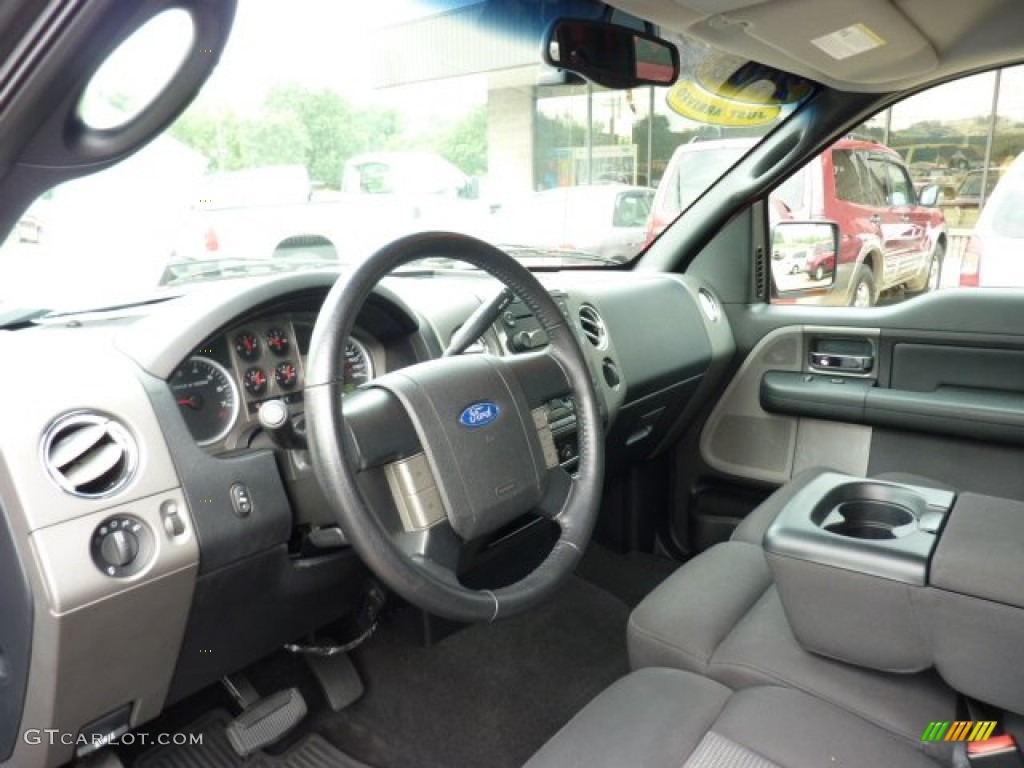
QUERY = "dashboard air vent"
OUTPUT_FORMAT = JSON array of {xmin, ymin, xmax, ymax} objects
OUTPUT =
[
  {"xmin": 42, "ymin": 412, "xmax": 138, "ymax": 498},
  {"xmin": 754, "ymin": 246, "xmax": 768, "ymax": 300},
  {"xmin": 578, "ymin": 304, "xmax": 607, "ymax": 349}
]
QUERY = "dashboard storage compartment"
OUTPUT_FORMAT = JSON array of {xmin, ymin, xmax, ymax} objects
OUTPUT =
[{"xmin": 764, "ymin": 472, "xmax": 954, "ymax": 672}]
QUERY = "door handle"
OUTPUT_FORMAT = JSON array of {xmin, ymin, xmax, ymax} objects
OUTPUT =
[
  {"xmin": 870, "ymin": 214, "xmax": 882, "ymax": 225},
  {"xmin": 810, "ymin": 352, "xmax": 874, "ymax": 373}
]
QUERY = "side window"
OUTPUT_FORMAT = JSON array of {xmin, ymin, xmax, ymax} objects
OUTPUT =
[
  {"xmin": 856, "ymin": 152, "xmax": 888, "ymax": 206},
  {"xmin": 832, "ymin": 149, "xmax": 864, "ymax": 203},
  {"xmin": 613, "ymin": 192, "xmax": 651, "ymax": 227},
  {"xmin": 772, "ymin": 63, "xmax": 1024, "ymax": 309},
  {"xmin": 874, "ymin": 160, "xmax": 914, "ymax": 206}
]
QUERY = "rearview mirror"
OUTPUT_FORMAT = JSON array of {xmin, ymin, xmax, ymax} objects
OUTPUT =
[
  {"xmin": 543, "ymin": 19, "xmax": 679, "ymax": 90},
  {"xmin": 771, "ymin": 221, "xmax": 840, "ymax": 292}
]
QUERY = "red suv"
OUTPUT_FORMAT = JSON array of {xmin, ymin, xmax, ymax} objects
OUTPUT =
[{"xmin": 650, "ymin": 137, "xmax": 948, "ymax": 306}]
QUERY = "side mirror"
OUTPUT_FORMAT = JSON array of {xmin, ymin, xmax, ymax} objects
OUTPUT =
[
  {"xmin": 543, "ymin": 18, "xmax": 679, "ymax": 90},
  {"xmin": 918, "ymin": 183, "xmax": 941, "ymax": 207},
  {"xmin": 771, "ymin": 221, "xmax": 840, "ymax": 293}
]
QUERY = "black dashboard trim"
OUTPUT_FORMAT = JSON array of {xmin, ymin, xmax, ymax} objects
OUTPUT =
[
  {"xmin": 0, "ymin": 497, "xmax": 31, "ymax": 762},
  {"xmin": 138, "ymin": 370, "xmax": 292, "ymax": 575},
  {"xmin": 118, "ymin": 272, "xmax": 346, "ymax": 380}
]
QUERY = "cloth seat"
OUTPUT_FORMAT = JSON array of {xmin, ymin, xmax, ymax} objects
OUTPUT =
[
  {"xmin": 627, "ymin": 468, "xmax": 957, "ymax": 761},
  {"xmin": 525, "ymin": 667, "xmax": 943, "ymax": 768}
]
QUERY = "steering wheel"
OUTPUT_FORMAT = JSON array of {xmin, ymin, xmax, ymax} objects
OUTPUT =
[{"xmin": 304, "ymin": 232, "xmax": 605, "ymax": 622}]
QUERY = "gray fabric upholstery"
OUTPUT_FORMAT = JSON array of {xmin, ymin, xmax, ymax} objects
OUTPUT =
[
  {"xmin": 683, "ymin": 732, "xmax": 782, "ymax": 768},
  {"xmin": 713, "ymin": 587, "xmax": 955, "ymax": 762},
  {"xmin": 714, "ymin": 685, "xmax": 942, "ymax": 768},
  {"xmin": 730, "ymin": 468, "xmax": 830, "ymax": 546},
  {"xmin": 523, "ymin": 668, "xmax": 730, "ymax": 768},
  {"xmin": 628, "ymin": 541, "xmax": 956, "ymax": 758},
  {"xmin": 767, "ymin": 551, "xmax": 933, "ymax": 673},
  {"xmin": 930, "ymin": 492, "xmax": 1024, "ymax": 608},
  {"xmin": 923, "ymin": 586, "xmax": 1024, "ymax": 716},
  {"xmin": 628, "ymin": 541, "xmax": 772, "ymax": 674},
  {"xmin": 526, "ymin": 668, "xmax": 943, "ymax": 768}
]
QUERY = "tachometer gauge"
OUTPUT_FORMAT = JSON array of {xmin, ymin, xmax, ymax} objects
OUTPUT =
[
  {"xmin": 234, "ymin": 331, "xmax": 261, "ymax": 361},
  {"xmin": 274, "ymin": 361, "xmax": 299, "ymax": 390},
  {"xmin": 243, "ymin": 367, "xmax": 268, "ymax": 396},
  {"xmin": 266, "ymin": 328, "xmax": 290, "ymax": 356},
  {"xmin": 171, "ymin": 357, "xmax": 240, "ymax": 445},
  {"xmin": 343, "ymin": 339, "xmax": 374, "ymax": 393}
]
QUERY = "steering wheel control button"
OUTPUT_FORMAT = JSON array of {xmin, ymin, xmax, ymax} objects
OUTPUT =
[
  {"xmin": 396, "ymin": 485, "xmax": 446, "ymax": 532},
  {"xmin": 160, "ymin": 498, "xmax": 186, "ymax": 538},
  {"xmin": 532, "ymin": 407, "xmax": 560, "ymax": 469},
  {"xmin": 230, "ymin": 483, "xmax": 253, "ymax": 517},
  {"xmin": 385, "ymin": 454, "xmax": 445, "ymax": 531},
  {"xmin": 388, "ymin": 454, "xmax": 434, "ymax": 495},
  {"xmin": 91, "ymin": 515, "xmax": 154, "ymax": 578}
]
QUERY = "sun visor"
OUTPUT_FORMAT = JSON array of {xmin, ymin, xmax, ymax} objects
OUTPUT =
[{"xmin": 690, "ymin": 0, "xmax": 937, "ymax": 88}]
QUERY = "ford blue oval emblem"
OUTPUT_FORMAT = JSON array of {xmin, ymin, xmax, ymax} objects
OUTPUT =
[{"xmin": 459, "ymin": 401, "xmax": 499, "ymax": 428}]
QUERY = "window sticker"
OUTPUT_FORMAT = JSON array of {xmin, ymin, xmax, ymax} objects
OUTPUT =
[{"xmin": 812, "ymin": 23, "xmax": 886, "ymax": 61}]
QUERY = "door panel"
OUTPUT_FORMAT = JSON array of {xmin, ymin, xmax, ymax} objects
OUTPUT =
[
  {"xmin": 681, "ymin": 290, "xmax": 1024, "ymax": 554},
  {"xmin": 700, "ymin": 326, "xmax": 874, "ymax": 485}
]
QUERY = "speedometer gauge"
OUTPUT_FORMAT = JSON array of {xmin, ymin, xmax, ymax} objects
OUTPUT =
[
  {"xmin": 343, "ymin": 339, "xmax": 374, "ymax": 393},
  {"xmin": 170, "ymin": 357, "xmax": 240, "ymax": 445}
]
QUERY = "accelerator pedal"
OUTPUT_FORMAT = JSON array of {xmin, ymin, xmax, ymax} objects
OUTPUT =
[{"xmin": 223, "ymin": 684, "xmax": 307, "ymax": 757}]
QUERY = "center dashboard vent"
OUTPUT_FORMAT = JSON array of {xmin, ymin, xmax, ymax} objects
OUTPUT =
[
  {"xmin": 41, "ymin": 412, "xmax": 138, "ymax": 498},
  {"xmin": 578, "ymin": 304, "xmax": 608, "ymax": 349}
]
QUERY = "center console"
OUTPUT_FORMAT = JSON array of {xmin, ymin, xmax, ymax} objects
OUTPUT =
[{"xmin": 764, "ymin": 472, "xmax": 1024, "ymax": 714}]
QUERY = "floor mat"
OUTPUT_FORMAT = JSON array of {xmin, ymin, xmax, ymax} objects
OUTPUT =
[
  {"xmin": 135, "ymin": 709, "xmax": 372, "ymax": 768},
  {"xmin": 314, "ymin": 576, "xmax": 630, "ymax": 768},
  {"xmin": 575, "ymin": 543, "xmax": 679, "ymax": 607}
]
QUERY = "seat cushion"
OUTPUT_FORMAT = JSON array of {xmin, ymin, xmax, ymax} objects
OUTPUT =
[
  {"xmin": 525, "ymin": 667, "xmax": 943, "ymax": 768},
  {"xmin": 628, "ymin": 541, "xmax": 956, "ymax": 758}
]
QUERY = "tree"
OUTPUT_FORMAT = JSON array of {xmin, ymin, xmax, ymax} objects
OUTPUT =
[
  {"xmin": 263, "ymin": 85, "xmax": 358, "ymax": 185},
  {"xmin": 632, "ymin": 113, "xmax": 687, "ymax": 185},
  {"xmin": 439, "ymin": 106, "xmax": 487, "ymax": 176}
]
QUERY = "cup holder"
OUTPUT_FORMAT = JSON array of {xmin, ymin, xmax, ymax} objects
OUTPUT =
[{"xmin": 822, "ymin": 500, "xmax": 915, "ymax": 540}]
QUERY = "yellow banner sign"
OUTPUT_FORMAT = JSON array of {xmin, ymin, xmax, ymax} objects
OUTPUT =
[{"xmin": 666, "ymin": 80, "xmax": 781, "ymax": 127}]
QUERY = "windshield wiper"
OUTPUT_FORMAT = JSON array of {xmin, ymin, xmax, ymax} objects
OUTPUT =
[
  {"xmin": 159, "ymin": 254, "xmax": 341, "ymax": 286},
  {"xmin": 497, "ymin": 244, "xmax": 623, "ymax": 266}
]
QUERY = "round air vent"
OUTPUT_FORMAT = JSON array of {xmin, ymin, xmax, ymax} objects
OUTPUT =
[
  {"xmin": 41, "ymin": 412, "xmax": 138, "ymax": 498},
  {"xmin": 578, "ymin": 304, "xmax": 608, "ymax": 349},
  {"xmin": 698, "ymin": 288, "xmax": 721, "ymax": 322}
]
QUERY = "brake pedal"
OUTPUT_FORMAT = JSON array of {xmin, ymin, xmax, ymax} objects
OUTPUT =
[
  {"xmin": 225, "ymin": 686, "xmax": 307, "ymax": 757},
  {"xmin": 306, "ymin": 651, "xmax": 365, "ymax": 711}
]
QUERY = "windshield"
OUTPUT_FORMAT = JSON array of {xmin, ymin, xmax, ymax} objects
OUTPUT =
[{"xmin": 0, "ymin": 0, "xmax": 810, "ymax": 311}]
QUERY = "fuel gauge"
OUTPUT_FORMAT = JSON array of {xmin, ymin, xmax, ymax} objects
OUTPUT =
[
  {"xmin": 234, "ymin": 331, "xmax": 261, "ymax": 361},
  {"xmin": 243, "ymin": 367, "xmax": 268, "ymax": 396},
  {"xmin": 274, "ymin": 361, "xmax": 298, "ymax": 390},
  {"xmin": 266, "ymin": 328, "xmax": 290, "ymax": 356}
]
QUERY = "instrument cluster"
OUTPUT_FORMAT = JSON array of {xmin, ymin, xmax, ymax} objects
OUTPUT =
[{"xmin": 169, "ymin": 314, "xmax": 377, "ymax": 448}]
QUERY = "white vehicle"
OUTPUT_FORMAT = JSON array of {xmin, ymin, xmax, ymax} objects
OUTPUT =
[{"xmin": 959, "ymin": 151, "xmax": 1024, "ymax": 287}]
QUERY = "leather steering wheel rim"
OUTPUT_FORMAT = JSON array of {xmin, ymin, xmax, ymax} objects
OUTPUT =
[{"xmin": 304, "ymin": 231, "xmax": 605, "ymax": 622}]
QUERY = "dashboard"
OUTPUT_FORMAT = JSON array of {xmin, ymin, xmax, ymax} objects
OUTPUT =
[
  {"xmin": 169, "ymin": 314, "xmax": 381, "ymax": 450},
  {"xmin": 0, "ymin": 266, "xmax": 731, "ymax": 768}
]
